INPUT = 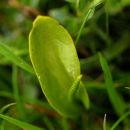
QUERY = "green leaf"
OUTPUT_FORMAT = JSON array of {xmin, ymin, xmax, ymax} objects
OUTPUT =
[
  {"xmin": 0, "ymin": 114, "xmax": 43, "ymax": 130},
  {"xmin": 29, "ymin": 16, "xmax": 89, "ymax": 118},
  {"xmin": 0, "ymin": 42, "xmax": 34, "ymax": 74},
  {"xmin": 99, "ymin": 53, "xmax": 126, "ymax": 115}
]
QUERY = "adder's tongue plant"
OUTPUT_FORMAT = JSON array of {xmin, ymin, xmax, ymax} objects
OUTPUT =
[{"xmin": 29, "ymin": 16, "xmax": 89, "ymax": 118}]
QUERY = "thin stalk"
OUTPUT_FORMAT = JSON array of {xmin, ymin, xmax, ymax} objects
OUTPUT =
[
  {"xmin": 76, "ymin": 0, "xmax": 80, "ymax": 14},
  {"xmin": 105, "ymin": 0, "xmax": 110, "ymax": 46},
  {"xmin": 103, "ymin": 114, "xmax": 107, "ymax": 130},
  {"xmin": 12, "ymin": 65, "xmax": 25, "ymax": 120},
  {"xmin": 60, "ymin": 118, "xmax": 70, "ymax": 130},
  {"xmin": 0, "ymin": 103, "xmax": 16, "ymax": 114},
  {"xmin": 110, "ymin": 110, "xmax": 130, "ymax": 130},
  {"xmin": 43, "ymin": 117, "xmax": 55, "ymax": 130},
  {"xmin": 0, "ymin": 121, "xmax": 5, "ymax": 130},
  {"xmin": 75, "ymin": 8, "xmax": 95, "ymax": 45}
]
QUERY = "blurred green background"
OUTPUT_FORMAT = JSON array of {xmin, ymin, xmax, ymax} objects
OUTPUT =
[{"xmin": 0, "ymin": 0, "xmax": 130, "ymax": 130}]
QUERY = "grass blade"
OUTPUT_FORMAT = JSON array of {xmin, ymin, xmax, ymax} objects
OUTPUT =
[
  {"xmin": 0, "ymin": 121, "xmax": 5, "ymax": 130},
  {"xmin": 60, "ymin": 118, "xmax": 70, "ymax": 130},
  {"xmin": 103, "ymin": 114, "xmax": 107, "ymax": 130},
  {"xmin": 110, "ymin": 110, "xmax": 130, "ymax": 130},
  {"xmin": 0, "ymin": 114, "xmax": 43, "ymax": 130},
  {"xmin": 12, "ymin": 65, "xmax": 25, "ymax": 119},
  {"xmin": 99, "ymin": 53, "xmax": 126, "ymax": 115},
  {"xmin": 75, "ymin": 7, "xmax": 95, "ymax": 45},
  {"xmin": 105, "ymin": 0, "xmax": 110, "ymax": 46},
  {"xmin": 0, "ymin": 42, "xmax": 34, "ymax": 74},
  {"xmin": 43, "ymin": 117, "xmax": 55, "ymax": 130},
  {"xmin": 0, "ymin": 103, "xmax": 16, "ymax": 114},
  {"xmin": 0, "ymin": 91, "xmax": 13, "ymax": 99}
]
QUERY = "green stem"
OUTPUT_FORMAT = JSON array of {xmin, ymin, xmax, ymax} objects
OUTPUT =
[
  {"xmin": 12, "ymin": 65, "xmax": 25, "ymax": 120},
  {"xmin": 110, "ymin": 110, "xmax": 130, "ymax": 130},
  {"xmin": 105, "ymin": 0, "xmax": 110, "ymax": 46},
  {"xmin": 75, "ymin": 8, "xmax": 95, "ymax": 45}
]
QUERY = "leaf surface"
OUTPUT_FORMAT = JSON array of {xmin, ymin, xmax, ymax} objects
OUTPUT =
[
  {"xmin": 0, "ymin": 114, "xmax": 43, "ymax": 130},
  {"xmin": 99, "ymin": 53, "xmax": 126, "ymax": 115},
  {"xmin": 29, "ymin": 16, "xmax": 81, "ymax": 117}
]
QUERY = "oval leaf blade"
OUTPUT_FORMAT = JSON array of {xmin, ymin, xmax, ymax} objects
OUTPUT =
[{"xmin": 29, "ymin": 16, "xmax": 81, "ymax": 118}]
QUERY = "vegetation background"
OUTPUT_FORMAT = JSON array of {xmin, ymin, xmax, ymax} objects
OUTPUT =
[{"xmin": 0, "ymin": 0, "xmax": 130, "ymax": 130}]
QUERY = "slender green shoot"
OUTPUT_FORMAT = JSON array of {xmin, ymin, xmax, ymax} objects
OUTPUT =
[
  {"xmin": 60, "ymin": 118, "xmax": 70, "ymax": 130},
  {"xmin": 105, "ymin": 0, "xmax": 110, "ymax": 46},
  {"xmin": 75, "ymin": 7, "xmax": 95, "ymax": 45},
  {"xmin": 0, "ymin": 121, "xmax": 5, "ymax": 130},
  {"xmin": 0, "ymin": 114, "xmax": 43, "ymax": 130},
  {"xmin": 103, "ymin": 114, "xmax": 107, "ymax": 130},
  {"xmin": 68, "ymin": 75, "xmax": 82, "ymax": 102},
  {"xmin": 43, "ymin": 117, "xmax": 55, "ymax": 130},
  {"xmin": 99, "ymin": 53, "xmax": 126, "ymax": 115},
  {"xmin": 76, "ymin": 0, "xmax": 80, "ymax": 15},
  {"xmin": 0, "ymin": 103, "xmax": 16, "ymax": 114},
  {"xmin": 0, "ymin": 42, "xmax": 34, "ymax": 74},
  {"xmin": 0, "ymin": 91, "xmax": 13, "ymax": 99},
  {"xmin": 12, "ymin": 65, "xmax": 25, "ymax": 119},
  {"xmin": 110, "ymin": 110, "xmax": 130, "ymax": 130}
]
